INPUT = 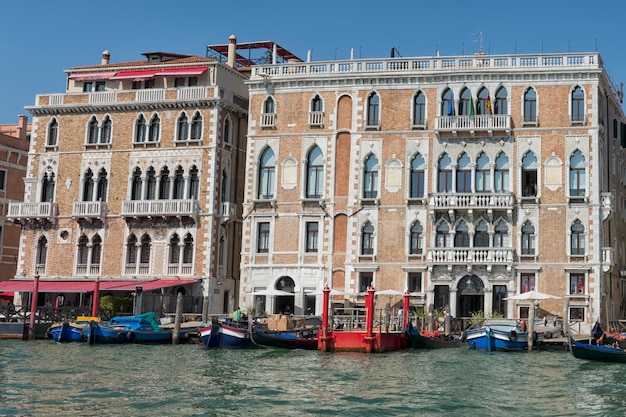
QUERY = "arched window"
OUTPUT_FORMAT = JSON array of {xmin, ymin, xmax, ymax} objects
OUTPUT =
[
  {"xmin": 367, "ymin": 92, "xmax": 380, "ymax": 127},
  {"xmin": 223, "ymin": 117, "xmax": 231, "ymax": 144},
  {"xmin": 77, "ymin": 235, "xmax": 89, "ymax": 265},
  {"xmin": 494, "ymin": 153, "xmax": 510, "ymax": 193},
  {"xmin": 264, "ymin": 97, "xmax": 275, "ymax": 114},
  {"xmin": 521, "ymin": 221, "xmax": 535, "ymax": 255},
  {"xmin": 130, "ymin": 167, "xmax": 142, "ymax": 200},
  {"xmin": 475, "ymin": 153, "xmax": 490, "ymax": 192},
  {"xmin": 135, "ymin": 114, "xmax": 146, "ymax": 143},
  {"xmin": 436, "ymin": 222, "xmax": 450, "ymax": 247},
  {"xmin": 571, "ymin": 220, "xmax": 585, "ymax": 255},
  {"xmin": 258, "ymin": 147, "xmax": 276, "ymax": 199},
  {"xmin": 571, "ymin": 86, "xmax": 585, "ymax": 122},
  {"xmin": 311, "ymin": 95, "xmax": 323, "ymax": 112},
  {"xmin": 221, "ymin": 169, "xmax": 229, "ymax": 202},
  {"xmin": 459, "ymin": 88, "xmax": 472, "ymax": 115},
  {"xmin": 190, "ymin": 112, "xmax": 202, "ymax": 140},
  {"xmin": 87, "ymin": 116, "xmax": 99, "ymax": 144},
  {"xmin": 494, "ymin": 87, "xmax": 508, "ymax": 115},
  {"xmin": 82, "ymin": 169, "xmax": 94, "ymax": 201},
  {"xmin": 456, "ymin": 153, "xmax": 471, "ymax": 192},
  {"xmin": 218, "ymin": 235, "xmax": 226, "ymax": 266},
  {"xmin": 169, "ymin": 234, "xmax": 180, "ymax": 264},
  {"xmin": 101, "ymin": 116, "xmax": 112, "ymax": 144},
  {"xmin": 177, "ymin": 112, "xmax": 189, "ymax": 141},
  {"xmin": 410, "ymin": 222, "xmax": 423, "ymax": 254},
  {"xmin": 438, "ymin": 153, "xmax": 453, "ymax": 193},
  {"xmin": 148, "ymin": 114, "xmax": 160, "ymax": 142},
  {"xmin": 522, "ymin": 152, "xmax": 538, "ymax": 197},
  {"xmin": 493, "ymin": 221, "xmax": 509, "ymax": 247},
  {"xmin": 413, "ymin": 91, "xmax": 426, "ymax": 126},
  {"xmin": 47, "ymin": 118, "xmax": 58, "ymax": 146},
  {"xmin": 442, "ymin": 88, "xmax": 454, "ymax": 116},
  {"xmin": 474, "ymin": 220, "xmax": 489, "ymax": 247},
  {"xmin": 361, "ymin": 222, "xmax": 375, "ymax": 255},
  {"xmin": 477, "ymin": 87, "xmax": 489, "ymax": 115},
  {"xmin": 524, "ymin": 88, "xmax": 537, "ymax": 122},
  {"xmin": 363, "ymin": 154, "xmax": 379, "ymax": 198},
  {"xmin": 96, "ymin": 169, "xmax": 108, "ymax": 201},
  {"xmin": 140, "ymin": 235, "xmax": 151, "ymax": 264},
  {"xmin": 410, "ymin": 153, "xmax": 425, "ymax": 198},
  {"xmin": 126, "ymin": 234, "xmax": 138, "ymax": 265},
  {"xmin": 306, "ymin": 145, "xmax": 324, "ymax": 198},
  {"xmin": 183, "ymin": 234, "xmax": 193, "ymax": 264},
  {"xmin": 570, "ymin": 150, "xmax": 586, "ymax": 196},
  {"xmin": 454, "ymin": 220, "xmax": 469, "ymax": 247},
  {"xmin": 172, "ymin": 166, "xmax": 185, "ymax": 199},
  {"xmin": 41, "ymin": 172, "xmax": 55, "ymax": 203},
  {"xmin": 188, "ymin": 165, "xmax": 199, "ymax": 199},
  {"xmin": 91, "ymin": 235, "xmax": 102, "ymax": 265},
  {"xmin": 159, "ymin": 166, "xmax": 170, "ymax": 199},
  {"xmin": 36, "ymin": 236, "xmax": 48, "ymax": 270},
  {"xmin": 146, "ymin": 167, "xmax": 156, "ymax": 200}
]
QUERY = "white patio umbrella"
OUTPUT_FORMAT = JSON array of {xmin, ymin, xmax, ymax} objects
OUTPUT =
[
  {"xmin": 375, "ymin": 289, "xmax": 405, "ymax": 296},
  {"xmin": 504, "ymin": 290, "xmax": 560, "ymax": 301},
  {"xmin": 249, "ymin": 289, "xmax": 294, "ymax": 296}
]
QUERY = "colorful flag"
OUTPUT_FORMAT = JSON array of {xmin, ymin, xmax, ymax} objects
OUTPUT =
[
  {"xmin": 486, "ymin": 93, "xmax": 493, "ymax": 115},
  {"xmin": 447, "ymin": 92, "xmax": 455, "ymax": 116},
  {"xmin": 469, "ymin": 96, "xmax": 475, "ymax": 116}
]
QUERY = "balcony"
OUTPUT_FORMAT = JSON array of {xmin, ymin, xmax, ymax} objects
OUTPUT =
[
  {"xmin": 429, "ymin": 193, "xmax": 514, "ymax": 210},
  {"xmin": 602, "ymin": 247, "xmax": 614, "ymax": 273},
  {"xmin": 435, "ymin": 115, "xmax": 511, "ymax": 137},
  {"xmin": 121, "ymin": 199, "xmax": 198, "ymax": 220},
  {"xmin": 308, "ymin": 111, "xmax": 324, "ymax": 128},
  {"xmin": 72, "ymin": 201, "xmax": 107, "ymax": 220},
  {"xmin": 426, "ymin": 247, "xmax": 514, "ymax": 272},
  {"xmin": 220, "ymin": 202, "xmax": 236, "ymax": 223},
  {"xmin": 260, "ymin": 113, "xmax": 276, "ymax": 129},
  {"xmin": 7, "ymin": 201, "xmax": 57, "ymax": 224},
  {"xmin": 601, "ymin": 192, "xmax": 613, "ymax": 221}
]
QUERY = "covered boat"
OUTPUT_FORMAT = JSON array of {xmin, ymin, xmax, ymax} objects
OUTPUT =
[
  {"xmin": 465, "ymin": 319, "xmax": 529, "ymax": 351},
  {"xmin": 83, "ymin": 312, "xmax": 180, "ymax": 344}
]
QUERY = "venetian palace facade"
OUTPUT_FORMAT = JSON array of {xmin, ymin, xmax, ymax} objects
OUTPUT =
[
  {"xmin": 240, "ymin": 48, "xmax": 626, "ymax": 333},
  {"xmin": 8, "ymin": 44, "xmax": 248, "ymax": 314}
]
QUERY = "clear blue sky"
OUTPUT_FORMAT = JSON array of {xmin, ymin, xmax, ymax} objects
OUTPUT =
[{"xmin": 1, "ymin": 0, "xmax": 625, "ymax": 122}]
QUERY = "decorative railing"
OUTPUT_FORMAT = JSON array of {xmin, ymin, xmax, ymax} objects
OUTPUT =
[
  {"xmin": 602, "ymin": 247, "xmax": 614, "ymax": 273},
  {"xmin": 260, "ymin": 113, "xmax": 276, "ymax": 128},
  {"xmin": 435, "ymin": 115, "xmax": 511, "ymax": 132},
  {"xmin": 75, "ymin": 264, "xmax": 101, "ymax": 276},
  {"xmin": 220, "ymin": 202, "xmax": 236, "ymax": 222},
  {"xmin": 72, "ymin": 201, "xmax": 107, "ymax": 219},
  {"xmin": 125, "ymin": 264, "xmax": 150, "ymax": 276},
  {"xmin": 427, "ymin": 248, "xmax": 514, "ymax": 271},
  {"xmin": 168, "ymin": 264, "xmax": 193, "ymax": 275},
  {"xmin": 7, "ymin": 201, "xmax": 56, "ymax": 221},
  {"xmin": 121, "ymin": 199, "xmax": 198, "ymax": 218},
  {"xmin": 429, "ymin": 193, "xmax": 514, "ymax": 210},
  {"xmin": 308, "ymin": 111, "xmax": 324, "ymax": 127}
]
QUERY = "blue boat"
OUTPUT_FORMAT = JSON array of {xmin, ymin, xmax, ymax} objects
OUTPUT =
[
  {"xmin": 465, "ymin": 319, "xmax": 529, "ymax": 351},
  {"xmin": 199, "ymin": 319, "xmax": 256, "ymax": 348},
  {"xmin": 83, "ymin": 312, "xmax": 179, "ymax": 344},
  {"xmin": 47, "ymin": 316, "xmax": 100, "ymax": 342}
]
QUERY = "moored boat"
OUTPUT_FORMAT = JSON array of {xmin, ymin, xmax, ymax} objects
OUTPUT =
[
  {"xmin": 199, "ymin": 319, "xmax": 256, "ymax": 349},
  {"xmin": 83, "ymin": 312, "xmax": 180, "ymax": 344},
  {"xmin": 465, "ymin": 319, "xmax": 529, "ymax": 351},
  {"xmin": 569, "ymin": 322, "xmax": 626, "ymax": 363},
  {"xmin": 406, "ymin": 327, "xmax": 462, "ymax": 349},
  {"xmin": 47, "ymin": 316, "xmax": 100, "ymax": 342},
  {"xmin": 250, "ymin": 328, "xmax": 318, "ymax": 350}
]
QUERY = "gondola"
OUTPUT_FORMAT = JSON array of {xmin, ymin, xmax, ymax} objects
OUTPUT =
[
  {"xmin": 569, "ymin": 322, "xmax": 626, "ymax": 363},
  {"xmin": 250, "ymin": 328, "xmax": 318, "ymax": 350},
  {"xmin": 406, "ymin": 327, "xmax": 462, "ymax": 349}
]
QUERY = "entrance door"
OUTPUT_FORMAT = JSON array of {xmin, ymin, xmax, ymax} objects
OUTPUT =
[{"xmin": 456, "ymin": 275, "xmax": 484, "ymax": 317}]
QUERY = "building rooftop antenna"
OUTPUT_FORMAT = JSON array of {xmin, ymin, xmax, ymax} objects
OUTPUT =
[{"xmin": 472, "ymin": 30, "xmax": 485, "ymax": 55}]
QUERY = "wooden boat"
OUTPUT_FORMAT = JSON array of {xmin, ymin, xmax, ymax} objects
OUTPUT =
[
  {"xmin": 47, "ymin": 316, "xmax": 100, "ymax": 342},
  {"xmin": 465, "ymin": 319, "xmax": 529, "ymax": 351},
  {"xmin": 250, "ymin": 328, "xmax": 318, "ymax": 350},
  {"xmin": 406, "ymin": 327, "xmax": 462, "ymax": 349},
  {"xmin": 198, "ymin": 318, "xmax": 257, "ymax": 349},
  {"xmin": 569, "ymin": 322, "xmax": 626, "ymax": 363},
  {"xmin": 83, "ymin": 312, "xmax": 182, "ymax": 344}
]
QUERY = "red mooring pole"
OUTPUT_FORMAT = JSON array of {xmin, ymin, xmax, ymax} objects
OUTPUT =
[
  {"xmin": 319, "ymin": 285, "xmax": 331, "ymax": 351},
  {"xmin": 29, "ymin": 273, "xmax": 40, "ymax": 340},
  {"xmin": 91, "ymin": 278, "xmax": 100, "ymax": 317},
  {"xmin": 403, "ymin": 290, "xmax": 410, "ymax": 329}
]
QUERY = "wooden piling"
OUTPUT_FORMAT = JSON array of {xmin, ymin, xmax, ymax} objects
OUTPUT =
[
  {"xmin": 528, "ymin": 300, "xmax": 536, "ymax": 351},
  {"xmin": 172, "ymin": 292, "xmax": 183, "ymax": 344}
]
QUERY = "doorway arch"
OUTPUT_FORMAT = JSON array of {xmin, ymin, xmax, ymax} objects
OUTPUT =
[
  {"xmin": 456, "ymin": 275, "xmax": 484, "ymax": 317},
  {"xmin": 274, "ymin": 276, "xmax": 295, "ymax": 315}
]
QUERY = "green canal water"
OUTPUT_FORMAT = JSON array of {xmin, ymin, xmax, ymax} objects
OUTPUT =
[{"xmin": 0, "ymin": 340, "xmax": 625, "ymax": 416}]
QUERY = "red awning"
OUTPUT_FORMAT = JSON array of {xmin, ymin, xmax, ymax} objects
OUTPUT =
[
  {"xmin": 154, "ymin": 66, "xmax": 208, "ymax": 77},
  {"xmin": 0, "ymin": 279, "xmax": 198, "ymax": 293},
  {"xmin": 0, "ymin": 291, "xmax": 14, "ymax": 300},
  {"xmin": 110, "ymin": 70, "xmax": 159, "ymax": 80},
  {"xmin": 69, "ymin": 71, "xmax": 117, "ymax": 81}
]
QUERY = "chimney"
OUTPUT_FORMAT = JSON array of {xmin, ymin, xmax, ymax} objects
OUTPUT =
[
  {"xmin": 16, "ymin": 115, "xmax": 27, "ymax": 140},
  {"xmin": 101, "ymin": 50, "xmax": 111, "ymax": 65},
  {"xmin": 227, "ymin": 35, "xmax": 236, "ymax": 68}
]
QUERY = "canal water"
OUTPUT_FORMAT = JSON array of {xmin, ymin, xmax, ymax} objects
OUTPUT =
[{"xmin": 1, "ymin": 340, "xmax": 625, "ymax": 416}]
